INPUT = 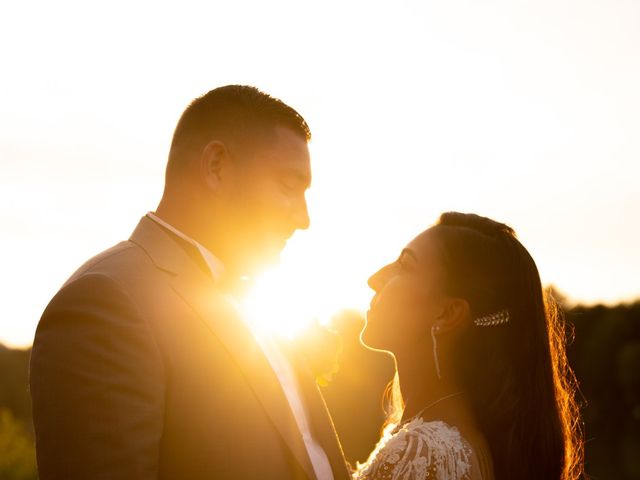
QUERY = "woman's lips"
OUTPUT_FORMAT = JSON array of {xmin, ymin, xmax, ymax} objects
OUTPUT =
[
  {"xmin": 370, "ymin": 294, "xmax": 379, "ymax": 309},
  {"xmin": 367, "ymin": 295, "xmax": 379, "ymax": 320}
]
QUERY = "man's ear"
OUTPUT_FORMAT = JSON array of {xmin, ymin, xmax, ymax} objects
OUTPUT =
[
  {"xmin": 200, "ymin": 140, "xmax": 230, "ymax": 191},
  {"xmin": 433, "ymin": 298, "xmax": 471, "ymax": 334}
]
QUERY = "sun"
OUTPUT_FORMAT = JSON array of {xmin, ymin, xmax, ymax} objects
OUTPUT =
[
  {"xmin": 239, "ymin": 266, "xmax": 333, "ymax": 339},
  {"xmin": 236, "ymin": 230, "xmax": 375, "ymax": 340}
]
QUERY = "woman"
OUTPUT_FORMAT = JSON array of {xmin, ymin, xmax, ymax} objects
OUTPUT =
[{"xmin": 355, "ymin": 212, "xmax": 583, "ymax": 480}]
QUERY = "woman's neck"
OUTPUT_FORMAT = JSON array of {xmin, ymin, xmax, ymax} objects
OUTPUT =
[{"xmin": 396, "ymin": 354, "xmax": 473, "ymax": 427}]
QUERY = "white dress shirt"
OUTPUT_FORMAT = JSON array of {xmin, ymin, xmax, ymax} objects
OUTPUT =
[{"xmin": 146, "ymin": 212, "xmax": 334, "ymax": 480}]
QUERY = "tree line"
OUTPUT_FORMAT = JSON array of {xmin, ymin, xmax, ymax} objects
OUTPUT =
[{"xmin": 1, "ymin": 300, "xmax": 638, "ymax": 479}]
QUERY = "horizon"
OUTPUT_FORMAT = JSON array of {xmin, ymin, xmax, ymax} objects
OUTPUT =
[{"xmin": 2, "ymin": 292, "xmax": 639, "ymax": 351}]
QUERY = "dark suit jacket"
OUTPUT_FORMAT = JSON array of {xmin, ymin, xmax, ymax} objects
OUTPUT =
[{"xmin": 30, "ymin": 216, "xmax": 351, "ymax": 480}]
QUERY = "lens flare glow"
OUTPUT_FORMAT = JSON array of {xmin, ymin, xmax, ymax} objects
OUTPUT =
[{"xmin": 239, "ymin": 266, "xmax": 334, "ymax": 339}]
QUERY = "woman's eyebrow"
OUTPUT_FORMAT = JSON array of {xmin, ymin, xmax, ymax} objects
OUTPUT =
[{"xmin": 399, "ymin": 248, "xmax": 418, "ymax": 261}]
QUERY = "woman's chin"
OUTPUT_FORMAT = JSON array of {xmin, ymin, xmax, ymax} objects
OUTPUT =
[{"xmin": 360, "ymin": 319, "xmax": 392, "ymax": 354}]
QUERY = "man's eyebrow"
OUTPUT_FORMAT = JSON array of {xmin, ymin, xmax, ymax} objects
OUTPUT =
[{"xmin": 280, "ymin": 166, "xmax": 311, "ymax": 186}]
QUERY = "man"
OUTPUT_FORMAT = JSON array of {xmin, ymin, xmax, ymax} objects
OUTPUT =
[{"xmin": 30, "ymin": 85, "xmax": 351, "ymax": 479}]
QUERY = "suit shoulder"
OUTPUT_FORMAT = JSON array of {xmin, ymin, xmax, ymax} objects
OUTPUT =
[
  {"xmin": 42, "ymin": 241, "xmax": 163, "ymax": 322},
  {"xmin": 35, "ymin": 256, "xmax": 161, "ymax": 358},
  {"xmin": 63, "ymin": 240, "xmax": 155, "ymax": 288}
]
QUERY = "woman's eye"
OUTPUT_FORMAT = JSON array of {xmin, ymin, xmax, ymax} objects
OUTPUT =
[{"xmin": 397, "ymin": 254, "xmax": 415, "ymax": 272}]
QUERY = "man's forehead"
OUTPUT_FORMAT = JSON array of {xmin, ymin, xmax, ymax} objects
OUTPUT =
[
  {"xmin": 254, "ymin": 127, "xmax": 311, "ymax": 175},
  {"xmin": 270, "ymin": 125, "xmax": 310, "ymax": 154},
  {"xmin": 227, "ymin": 122, "xmax": 300, "ymax": 151}
]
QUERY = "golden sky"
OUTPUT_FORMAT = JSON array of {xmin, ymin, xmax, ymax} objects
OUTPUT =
[{"xmin": 1, "ymin": 0, "xmax": 639, "ymax": 346}]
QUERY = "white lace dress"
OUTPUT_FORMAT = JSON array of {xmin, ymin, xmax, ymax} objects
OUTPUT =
[{"xmin": 354, "ymin": 418, "xmax": 475, "ymax": 480}]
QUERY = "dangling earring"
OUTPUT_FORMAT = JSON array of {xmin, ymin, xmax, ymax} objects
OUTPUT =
[{"xmin": 431, "ymin": 325, "xmax": 441, "ymax": 380}]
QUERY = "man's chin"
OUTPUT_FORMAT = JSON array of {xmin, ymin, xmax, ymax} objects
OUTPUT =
[
  {"xmin": 242, "ymin": 248, "xmax": 282, "ymax": 276},
  {"xmin": 259, "ymin": 251, "xmax": 282, "ymax": 270},
  {"xmin": 264, "ymin": 238, "xmax": 288, "ymax": 263}
]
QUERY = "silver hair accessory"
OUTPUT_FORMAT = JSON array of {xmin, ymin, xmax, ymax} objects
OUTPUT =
[
  {"xmin": 474, "ymin": 309, "xmax": 510, "ymax": 326},
  {"xmin": 431, "ymin": 326, "xmax": 441, "ymax": 379}
]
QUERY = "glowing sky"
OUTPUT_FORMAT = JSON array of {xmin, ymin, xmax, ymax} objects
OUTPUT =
[{"xmin": 1, "ymin": 0, "xmax": 639, "ymax": 346}]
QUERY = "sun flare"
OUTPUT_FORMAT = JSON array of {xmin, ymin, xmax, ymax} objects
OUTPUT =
[{"xmin": 239, "ymin": 266, "xmax": 334, "ymax": 339}]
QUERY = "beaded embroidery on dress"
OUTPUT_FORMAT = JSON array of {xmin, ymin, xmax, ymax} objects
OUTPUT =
[{"xmin": 354, "ymin": 418, "xmax": 472, "ymax": 480}]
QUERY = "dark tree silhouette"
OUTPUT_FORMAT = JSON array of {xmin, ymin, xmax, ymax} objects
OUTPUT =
[{"xmin": 1, "ymin": 300, "xmax": 639, "ymax": 479}]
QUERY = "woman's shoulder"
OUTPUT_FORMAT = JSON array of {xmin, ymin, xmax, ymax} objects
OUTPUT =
[
  {"xmin": 403, "ymin": 417, "xmax": 472, "ymax": 451},
  {"xmin": 355, "ymin": 418, "xmax": 475, "ymax": 480}
]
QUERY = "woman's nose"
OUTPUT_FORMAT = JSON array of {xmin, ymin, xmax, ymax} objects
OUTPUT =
[{"xmin": 368, "ymin": 263, "xmax": 392, "ymax": 292}]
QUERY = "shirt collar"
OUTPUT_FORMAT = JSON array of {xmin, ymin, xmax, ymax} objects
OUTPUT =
[{"xmin": 146, "ymin": 212, "xmax": 226, "ymax": 283}]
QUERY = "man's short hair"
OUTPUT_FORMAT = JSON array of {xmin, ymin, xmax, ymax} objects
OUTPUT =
[{"xmin": 167, "ymin": 85, "xmax": 311, "ymax": 176}]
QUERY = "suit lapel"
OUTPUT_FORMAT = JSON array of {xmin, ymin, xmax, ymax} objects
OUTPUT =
[
  {"xmin": 130, "ymin": 217, "xmax": 317, "ymax": 480},
  {"xmin": 284, "ymin": 343, "xmax": 352, "ymax": 480},
  {"xmin": 172, "ymin": 278, "xmax": 318, "ymax": 480}
]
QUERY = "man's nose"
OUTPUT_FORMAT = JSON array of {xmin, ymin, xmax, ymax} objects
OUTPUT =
[{"xmin": 293, "ymin": 196, "xmax": 310, "ymax": 230}]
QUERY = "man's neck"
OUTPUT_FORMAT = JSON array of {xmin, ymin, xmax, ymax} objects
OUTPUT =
[
  {"xmin": 154, "ymin": 202, "xmax": 205, "ymax": 247},
  {"xmin": 151, "ymin": 204, "xmax": 231, "ymax": 284},
  {"xmin": 154, "ymin": 198, "xmax": 264, "ymax": 294}
]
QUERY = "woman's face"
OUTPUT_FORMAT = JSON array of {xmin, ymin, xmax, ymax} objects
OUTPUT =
[{"xmin": 362, "ymin": 228, "xmax": 447, "ymax": 353}]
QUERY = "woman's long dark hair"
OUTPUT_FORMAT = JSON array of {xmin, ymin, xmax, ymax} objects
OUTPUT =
[{"xmin": 388, "ymin": 212, "xmax": 584, "ymax": 480}]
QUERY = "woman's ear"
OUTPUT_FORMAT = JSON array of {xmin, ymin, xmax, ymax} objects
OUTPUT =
[
  {"xmin": 200, "ymin": 140, "xmax": 230, "ymax": 191},
  {"xmin": 433, "ymin": 298, "xmax": 471, "ymax": 334}
]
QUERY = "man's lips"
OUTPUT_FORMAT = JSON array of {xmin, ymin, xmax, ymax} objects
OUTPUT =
[{"xmin": 282, "ymin": 230, "xmax": 296, "ymax": 243}]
